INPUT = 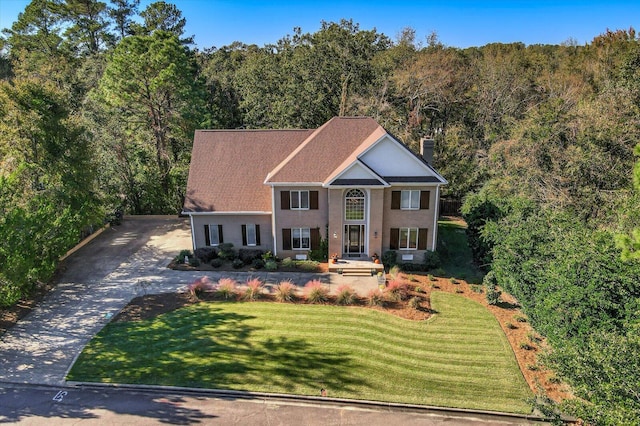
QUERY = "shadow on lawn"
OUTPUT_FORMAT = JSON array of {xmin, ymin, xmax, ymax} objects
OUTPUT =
[{"xmin": 71, "ymin": 306, "xmax": 368, "ymax": 396}]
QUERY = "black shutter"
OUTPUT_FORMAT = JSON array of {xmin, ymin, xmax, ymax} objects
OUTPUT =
[
  {"xmin": 310, "ymin": 191, "xmax": 319, "ymax": 209},
  {"xmin": 218, "ymin": 225, "xmax": 224, "ymax": 243},
  {"xmin": 241, "ymin": 224, "xmax": 247, "ymax": 246},
  {"xmin": 255, "ymin": 224, "xmax": 261, "ymax": 246},
  {"xmin": 390, "ymin": 228, "xmax": 399, "ymax": 250},
  {"xmin": 391, "ymin": 191, "xmax": 401, "ymax": 209},
  {"xmin": 281, "ymin": 191, "xmax": 290, "ymax": 210},
  {"xmin": 420, "ymin": 191, "xmax": 430, "ymax": 210},
  {"xmin": 310, "ymin": 228, "xmax": 320, "ymax": 249},
  {"xmin": 282, "ymin": 228, "xmax": 292, "ymax": 250},
  {"xmin": 418, "ymin": 228, "xmax": 428, "ymax": 250},
  {"xmin": 204, "ymin": 225, "xmax": 210, "ymax": 246}
]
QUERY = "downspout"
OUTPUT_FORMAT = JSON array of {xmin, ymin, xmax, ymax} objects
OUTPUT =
[
  {"xmin": 189, "ymin": 214, "xmax": 196, "ymax": 251},
  {"xmin": 432, "ymin": 185, "xmax": 440, "ymax": 251},
  {"xmin": 271, "ymin": 186, "xmax": 277, "ymax": 257}
]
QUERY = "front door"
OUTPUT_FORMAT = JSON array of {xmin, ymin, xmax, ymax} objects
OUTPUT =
[{"xmin": 344, "ymin": 224, "xmax": 365, "ymax": 256}]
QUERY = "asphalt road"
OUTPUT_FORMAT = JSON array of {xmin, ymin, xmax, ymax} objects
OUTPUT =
[{"xmin": 0, "ymin": 383, "xmax": 537, "ymax": 425}]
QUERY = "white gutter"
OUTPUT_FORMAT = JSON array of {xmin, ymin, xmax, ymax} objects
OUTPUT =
[
  {"xmin": 432, "ymin": 184, "xmax": 440, "ymax": 251},
  {"xmin": 189, "ymin": 214, "xmax": 196, "ymax": 251},
  {"xmin": 271, "ymin": 186, "xmax": 277, "ymax": 257}
]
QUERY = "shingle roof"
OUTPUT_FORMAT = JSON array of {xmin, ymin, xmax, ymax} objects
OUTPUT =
[
  {"xmin": 265, "ymin": 117, "xmax": 385, "ymax": 184},
  {"xmin": 183, "ymin": 129, "xmax": 312, "ymax": 212}
]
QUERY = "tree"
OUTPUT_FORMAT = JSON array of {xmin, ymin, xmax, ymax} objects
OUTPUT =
[
  {"xmin": 0, "ymin": 78, "xmax": 101, "ymax": 306},
  {"xmin": 61, "ymin": 0, "xmax": 114, "ymax": 55},
  {"xmin": 108, "ymin": 0, "xmax": 140, "ymax": 40},
  {"xmin": 97, "ymin": 30, "xmax": 206, "ymax": 212},
  {"xmin": 133, "ymin": 0, "xmax": 192, "ymax": 44}
]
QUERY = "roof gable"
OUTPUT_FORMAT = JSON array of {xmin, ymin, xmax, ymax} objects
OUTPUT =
[
  {"xmin": 359, "ymin": 135, "xmax": 446, "ymax": 183},
  {"xmin": 327, "ymin": 160, "xmax": 387, "ymax": 187},
  {"xmin": 265, "ymin": 117, "xmax": 384, "ymax": 184}
]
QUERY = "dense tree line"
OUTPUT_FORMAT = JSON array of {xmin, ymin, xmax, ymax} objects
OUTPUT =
[{"xmin": 1, "ymin": 1, "xmax": 639, "ymax": 422}]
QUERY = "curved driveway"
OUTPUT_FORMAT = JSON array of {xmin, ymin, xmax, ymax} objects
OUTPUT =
[{"xmin": 0, "ymin": 216, "xmax": 377, "ymax": 386}]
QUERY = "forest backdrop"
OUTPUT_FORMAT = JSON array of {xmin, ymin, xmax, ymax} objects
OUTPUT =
[{"xmin": 1, "ymin": 1, "xmax": 640, "ymax": 424}]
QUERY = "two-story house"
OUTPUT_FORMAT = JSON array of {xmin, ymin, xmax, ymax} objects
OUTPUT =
[{"xmin": 182, "ymin": 116, "xmax": 447, "ymax": 264}]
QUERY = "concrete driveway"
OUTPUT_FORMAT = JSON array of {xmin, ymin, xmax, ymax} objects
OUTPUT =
[{"xmin": 0, "ymin": 216, "xmax": 379, "ymax": 386}]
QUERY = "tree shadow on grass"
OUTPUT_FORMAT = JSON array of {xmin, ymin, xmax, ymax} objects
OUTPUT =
[{"xmin": 69, "ymin": 306, "xmax": 368, "ymax": 396}]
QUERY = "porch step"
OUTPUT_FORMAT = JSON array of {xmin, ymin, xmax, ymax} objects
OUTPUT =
[{"xmin": 339, "ymin": 268, "xmax": 377, "ymax": 277}]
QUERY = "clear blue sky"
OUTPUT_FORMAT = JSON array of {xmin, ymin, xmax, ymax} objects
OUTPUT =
[{"xmin": 1, "ymin": 0, "xmax": 639, "ymax": 49}]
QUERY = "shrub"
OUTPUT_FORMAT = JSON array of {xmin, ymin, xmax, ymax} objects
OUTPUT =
[
  {"xmin": 423, "ymin": 250, "xmax": 441, "ymax": 270},
  {"xmin": 382, "ymin": 250, "xmax": 397, "ymax": 268},
  {"xmin": 251, "ymin": 258, "xmax": 265, "ymax": 269},
  {"xmin": 304, "ymin": 280, "xmax": 329, "ymax": 304},
  {"xmin": 243, "ymin": 278, "xmax": 263, "ymax": 301},
  {"xmin": 548, "ymin": 376, "xmax": 561, "ymax": 384},
  {"xmin": 519, "ymin": 342, "xmax": 534, "ymax": 350},
  {"xmin": 175, "ymin": 249, "xmax": 192, "ymax": 264},
  {"xmin": 366, "ymin": 289, "xmax": 384, "ymax": 307},
  {"xmin": 505, "ymin": 322, "xmax": 517, "ymax": 329},
  {"xmin": 217, "ymin": 278, "xmax": 237, "ymax": 299},
  {"xmin": 232, "ymin": 258, "xmax": 244, "ymax": 269},
  {"xmin": 450, "ymin": 277, "xmax": 459, "ymax": 284},
  {"xmin": 274, "ymin": 280, "xmax": 297, "ymax": 302},
  {"xmin": 514, "ymin": 314, "xmax": 527, "ymax": 323},
  {"xmin": 296, "ymin": 260, "xmax": 319, "ymax": 272},
  {"xmin": 265, "ymin": 260, "xmax": 278, "ymax": 271},
  {"xmin": 388, "ymin": 265, "xmax": 402, "ymax": 280},
  {"xmin": 239, "ymin": 248, "xmax": 263, "ymax": 264},
  {"xmin": 189, "ymin": 256, "xmax": 201, "ymax": 267},
  {"xmin": 408, "ymin": 296, "xmax": 421, "ymax": 310},
  {"xmin": 281, "ymin": 257, "xmax": 294, "ymax": 268},
  {"xmin": 483, "ymin": 270, "xmax": 501, "ymax": 305},
  {"xmin": 188, "ymin": 276, "xmax": 214, "ymax": 299},
  {"xmin": 210, "ymin": 258, "xmax": 223, "ymax": 268},
  {"xmin": 261, "ymin": 250, "xmax": 274, "ymax": 262},
  {"xmin": 194, "ymin": 247, "xmax": 217, "ymax": 263},
  {"xmin": 471, "ymin": 284, "xmax": 483, "ymax": 293},
  {"xmin": 217, "ymin": 243, "xmax": 236, "ymax": 261},
  {"xmin": 526, "ymin": 364, "xmax": 539, "ymax": 371},
  {"xmin": 385, "ymin": 279, "xmax": 407, "ymax": 301},
  {"xmin": 408, "ymin": 274, "xmax": 418, "ymax": 282},
  {"xmin": 335, "ymin": 285, "xmax": 356, "ymax": 305},
  {"xmin": 428, "ymin": 274, "xmax": 436, "ymax": 282},
  {"xmin": 399, "ymin": 262, "xmax": 426, "ymax": 272},
  {"xmin": 414, "ymin": 285, "xmax": 424, "ymax": 293}
]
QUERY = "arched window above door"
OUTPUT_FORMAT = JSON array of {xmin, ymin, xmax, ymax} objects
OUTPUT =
[{"xmin": 345, "ymin": 189, "xmax": 365, "ymax": 221}]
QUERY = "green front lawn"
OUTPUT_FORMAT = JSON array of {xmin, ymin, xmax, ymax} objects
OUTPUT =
[{"xmin": 68, "ymin": 292, "xmax": 532, "ymax": 413}]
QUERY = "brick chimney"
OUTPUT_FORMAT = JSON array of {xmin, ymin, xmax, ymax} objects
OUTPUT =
[{"xmin": 420, "ymin": 138, "xmax": 434, "ymax": 165}]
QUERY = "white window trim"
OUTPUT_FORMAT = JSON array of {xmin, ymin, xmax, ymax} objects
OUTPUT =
[
  {"xmin": 208, "ymin": 224, "xmax": 221, "ymax": 246},
  {"xmin": 292, "ymin": 227, "xmax": 311, "ymax": 250},
  {"xmin": 399, "ymin": 227, "xmax": 419, "ymax": 250},
  {"xmin": 245, "ymin": 223, "xmax": 257, "ymax": 246},
  {"xmin": 400, "ymin": 190, "xmax": 420, "ymax": 210},
  {"xmin": 290, "ymin": 190, "xmax": 310, "ymax": 210},
  {"xmin": 344, "ymin": 188, "xmax": 365, "ymax": 221}
]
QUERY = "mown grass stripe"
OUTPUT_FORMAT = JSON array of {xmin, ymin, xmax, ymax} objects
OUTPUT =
[{"xmin": 68, "ymin": 292, "xmax": 532, "ymax": 413}]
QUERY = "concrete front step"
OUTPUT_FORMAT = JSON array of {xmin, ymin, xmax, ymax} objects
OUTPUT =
[{"xmin": 340, "ymin": 269, "xmax": 377, "ymax": 277}]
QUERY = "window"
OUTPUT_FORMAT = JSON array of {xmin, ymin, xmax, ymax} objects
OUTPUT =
[
  {"xmin": 391, "ymin": 190, "xmax": 430, "ymax": 210},
  {"xmin": 390, "ymin": 227, "xmax": 428, "ymax": 250},
  {"xmin": 205, "ymin": 224, "xmax": 223, "ymax": 246},
  {"xmin": 291, "ymin": 190, "xmax": 309, "ymax": 209},
  {"xmin": 242, "ymin": 224, "xmax": 260, "ymax": 246},
  {"xmin": 399, "ymin": 227, "xmax": 418, "ymax": 249},
  {"xmin": 292, "ymin": 227, "xmax": 310, "ymax": 250},
  {"xmin": 345, "ymin": 189, "xmax": 365, "ymax": 220},
  {"xmin": 401, "ymin": 190, "xmax": 420, "ymax": 210}
]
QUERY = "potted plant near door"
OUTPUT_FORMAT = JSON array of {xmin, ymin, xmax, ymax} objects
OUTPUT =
[
  {"xmin": 330, "ymin": 253, "xmax": 339, "ymax": 264},
  {"xmin": 371, "ymin": 253, "xmax": 380, "ymax": 264}
]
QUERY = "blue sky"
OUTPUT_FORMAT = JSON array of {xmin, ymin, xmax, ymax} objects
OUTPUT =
[{"xmin": 1, "ymin": 0, "xmax": 639, "ymax": 49}]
